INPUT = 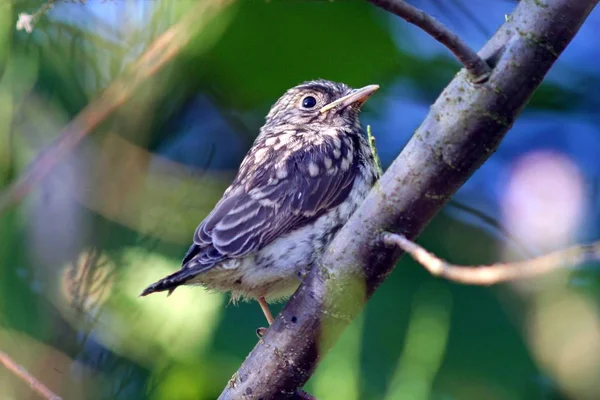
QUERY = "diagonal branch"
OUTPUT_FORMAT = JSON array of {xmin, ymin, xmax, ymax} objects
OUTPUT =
[
  {"xmin": 219, "ymin": 0, "xmax": 598, "ymax": 398},
  {"xmin": 383, "ymin": 233, "xmax": 600, "ymax": 285},
  {"xmin": 0, "ymin": 350, "xmax": 62, "ymax": 400},
  {"xmin": 0, "ymin": 0, "xmax": 233, "ymax": 215},
  {"xmin": 368, "ymin": 0, "xmax": 491, "ymax": 82}
]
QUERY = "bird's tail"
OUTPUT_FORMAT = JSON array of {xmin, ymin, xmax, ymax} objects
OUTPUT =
[
  {"xmin": 140, "ymin": 272, "xmax": 181, "ymax": 297},
  {"xmin": 140, "ymin": 244, "xmax": 216, "ymax": 297},
  {"xmin": 139, "ymin": 264, "xmax": 205, "ymax": 297}
]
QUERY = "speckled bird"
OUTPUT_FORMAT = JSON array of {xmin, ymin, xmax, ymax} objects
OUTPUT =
[{"xmin": 141, "ymin": 79, "xmax": 380, "ymax": 327}]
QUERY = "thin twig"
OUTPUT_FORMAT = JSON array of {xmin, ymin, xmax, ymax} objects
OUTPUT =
[
  {"xmin": 0, "ymin": 0, "xmax": 233, "ymax": 215},
  {"xmin": 0, "ymin": 350, "xmax": 62, "ymax": 400},
  {"xmin": 383, "ymin": 232, "xmax": 600, "ymax": 285},
  {"xmin": 367, "ymin": 0, "xmax": 491, "ymax": 83}
]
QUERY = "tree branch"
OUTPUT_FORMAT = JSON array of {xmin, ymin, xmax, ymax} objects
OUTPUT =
[
  {"xmin": 367, "ymin": 0, "xmax": 491, "ymax": 82},
  {"xmin": 219, "ymin": 0, "xmax": 598, "ymax": 398},
  {"xmin": 383, "ymin": 233, "xmax": 600, "ymax": 285},
  {"xmin": 0, "ymin": 350, "xmax": 62, "ymax": 400}
]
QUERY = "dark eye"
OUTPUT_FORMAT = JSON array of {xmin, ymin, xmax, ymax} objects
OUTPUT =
[{"xmin": 301, "ymin": 96, "xmax": 317, "ymax": 109}]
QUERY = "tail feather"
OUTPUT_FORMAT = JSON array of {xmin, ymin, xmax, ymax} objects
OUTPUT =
[
  {"xmin": 140, "ymin": 265, "xmax": 207, "ymax": 297},
  {"xmin": 139, "ymin": 271, "xmax": 182, "ymax": 297},
  {"xmin": 140, "ymin": 244, "xmax": 219, "ymax": 297}
]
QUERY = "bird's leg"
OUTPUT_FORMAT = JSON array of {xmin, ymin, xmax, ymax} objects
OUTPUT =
[
  {"xmin": 258, "ymin": 297, "xmax": 275, "ymax": 324},
  {"xmin": 256, "ymin": 296, "xmax": 274, "ymax": 337}
]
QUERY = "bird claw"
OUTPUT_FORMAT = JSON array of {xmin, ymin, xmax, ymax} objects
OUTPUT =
[{"xmin": 256, "ymin": 327, "xmax": 268, "ymax": 338}]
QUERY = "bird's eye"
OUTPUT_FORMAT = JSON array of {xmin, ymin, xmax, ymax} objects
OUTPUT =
[{"xmin": 301, "ymin": 96, "xmax": 317, "ymax": 109}]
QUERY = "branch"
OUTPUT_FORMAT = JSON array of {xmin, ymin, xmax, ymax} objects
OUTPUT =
[
  {"xmin": 383, "ymin": 233, "xmax": 600, "ymax": 285},
  {"xmin": 219, "ymin": 0, "xmax": 598, "ymax": 398},
  {"xmin": 0, "ymin": 0, "xmax": 233, "ymax": 215},
  {"xmin": 367, "ymin": 0, "xmax": 491, "ymax": 83},
  {"xmin": 0, "ymin": 350, "xmax": 62, "ymax": 400}
]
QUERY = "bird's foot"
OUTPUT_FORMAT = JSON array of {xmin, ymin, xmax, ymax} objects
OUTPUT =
[
  {"xmin": 256, "ymin": 296, "xmax": 274, "ymax": 338},
  {"xmin": 256, "ymin": 327, "xmax": 268, "ymax": 338}
]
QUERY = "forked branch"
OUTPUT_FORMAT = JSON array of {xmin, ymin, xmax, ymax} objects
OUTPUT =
[{"xmin": 383, "ymin": 233, "xmax": 600, "ymax": 285}]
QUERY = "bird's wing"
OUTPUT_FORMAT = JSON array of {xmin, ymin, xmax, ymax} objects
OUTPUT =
[
  {"xmin": 193, "ymin": 138, "xmax": 357, "ymax": 263},
  {"xmin": 139, "ymin": 136, "xmax": 358, "ymax": 297}
]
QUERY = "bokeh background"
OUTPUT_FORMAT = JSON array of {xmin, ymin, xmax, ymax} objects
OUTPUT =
[{"xmin": 1, "ymin": 0, "xmax": 600, "ymax": 399}]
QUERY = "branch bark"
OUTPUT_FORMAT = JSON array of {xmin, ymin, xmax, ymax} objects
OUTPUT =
[{"xmin": 219, "ymin": 0, "xmax": 598, "ymax": 398}]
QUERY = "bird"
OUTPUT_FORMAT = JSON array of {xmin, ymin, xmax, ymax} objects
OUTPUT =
[{"xmin": 140, "ymin": 79, "xmax": 380, "ymax": 329}]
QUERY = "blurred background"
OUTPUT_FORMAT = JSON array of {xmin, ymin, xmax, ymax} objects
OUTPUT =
[{"xmin": 1, "ymin": 0, "xmax": 600, "ymax": 399}]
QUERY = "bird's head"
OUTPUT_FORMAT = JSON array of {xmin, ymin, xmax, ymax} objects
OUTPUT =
[{"xmin": 264, "ymin": 79, "xmax": 379, "ymax": 130}]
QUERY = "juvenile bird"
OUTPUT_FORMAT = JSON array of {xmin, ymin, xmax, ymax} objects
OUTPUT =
[{"xmin": 141, "ymin": 79, "xmax": 380, "ymax": 328}]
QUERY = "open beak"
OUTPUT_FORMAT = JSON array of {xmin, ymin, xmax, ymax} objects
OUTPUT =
[{"xmin": 319, "ymin": 84, "xmax": 379, "ymax": 114}]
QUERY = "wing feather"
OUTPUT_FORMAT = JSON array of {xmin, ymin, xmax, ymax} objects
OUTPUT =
[{"xmin": 187, "ymin": 136, "xmax": 358, "ymax": 270}]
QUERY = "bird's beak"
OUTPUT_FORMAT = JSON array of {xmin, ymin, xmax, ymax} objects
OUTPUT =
[{"xmin": 320, "ymin": 84, "xmax": 379, "ymax": 114}]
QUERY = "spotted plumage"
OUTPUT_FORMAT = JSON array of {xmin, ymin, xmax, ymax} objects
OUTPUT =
[{"xmin": 141, "ymin": 79, "xmax": 380, "ymax": 323}]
